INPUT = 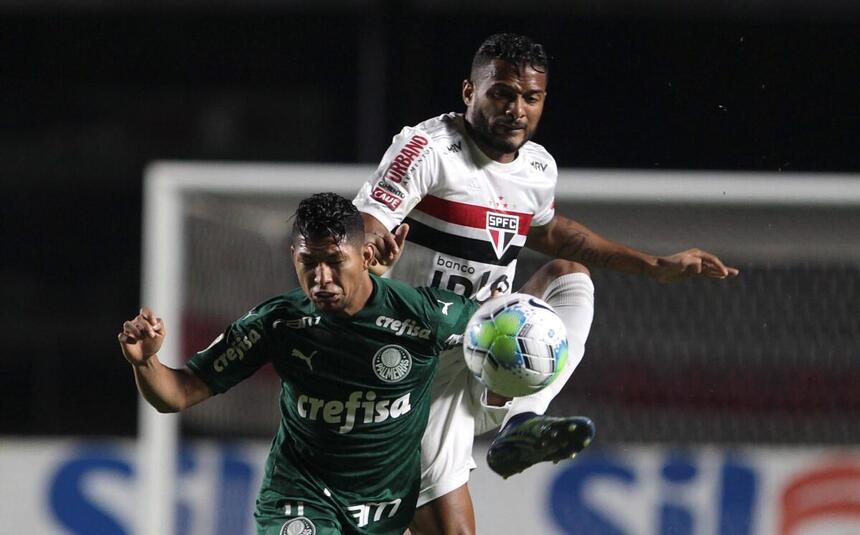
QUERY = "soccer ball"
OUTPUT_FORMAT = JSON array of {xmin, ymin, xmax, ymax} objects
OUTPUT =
[{"xmin": 463, "ymin": 293, "xmax": 568, "ymax": 397}]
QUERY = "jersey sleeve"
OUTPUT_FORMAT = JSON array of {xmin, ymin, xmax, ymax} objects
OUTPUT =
[
  {"xmin": 531, "ymin": 152, "xmax": 558, "ymax": 227},
  {"xmin": 353, "ymin": 126, "xmax": 439, "ymax": 230},
  {"xmin": 186, "ymin": 307, "xmax": 273, "ymax": 395},
  {"xmin": 419, "ymin": 286, "xmax": 480, "ymax": 349}
]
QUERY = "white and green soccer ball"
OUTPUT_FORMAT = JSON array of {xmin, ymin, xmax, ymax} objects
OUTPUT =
[{"xmin": 463, "ymin": 293, "xmax": 569, "ymax": 398}]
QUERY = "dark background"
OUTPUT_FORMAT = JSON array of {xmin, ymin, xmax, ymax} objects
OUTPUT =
[{"xmin": 2, "ymin": 2, "xmax": 858, "ymax": 436}]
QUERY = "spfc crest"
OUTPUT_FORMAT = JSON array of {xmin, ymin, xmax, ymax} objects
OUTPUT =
[{"xmin": 485, "ymin": 212, "xmax": 519, "ymax": 259}]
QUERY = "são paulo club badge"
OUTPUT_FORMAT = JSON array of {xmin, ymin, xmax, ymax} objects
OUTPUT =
[
  {"xmin": 372, "ymin": 345, "xmax": 413, "ymax": 383},
  {"xmin": 280, "ymin": 517, "xmax": 315, "ymax": 535},
  {"xmin": 486, "ymin": 211, "xmax": 519, "ymax": 259}
]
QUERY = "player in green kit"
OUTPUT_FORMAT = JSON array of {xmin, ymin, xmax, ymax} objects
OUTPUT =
[{"xmin": 118, "ymin": 192, "xmax": 481, "ymax": 535}]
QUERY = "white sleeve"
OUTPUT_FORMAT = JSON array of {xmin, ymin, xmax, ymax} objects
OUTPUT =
[
  {"xmin": 353, "ymin": 126, "xmax": 438, "ymax": 230},
  {"xmin": 531, "ymin": 155, "xmax": 557, "ymax": 227}
]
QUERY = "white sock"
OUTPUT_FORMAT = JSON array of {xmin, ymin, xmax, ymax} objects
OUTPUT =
[{"xmin": 503, "ymin": 272, "xmax": 595, "ymax": 427}]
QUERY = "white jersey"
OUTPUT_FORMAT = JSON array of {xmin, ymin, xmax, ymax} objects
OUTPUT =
[{"xmin": 354, "ymin": 112, "xmax": 557, "ymax": 298}]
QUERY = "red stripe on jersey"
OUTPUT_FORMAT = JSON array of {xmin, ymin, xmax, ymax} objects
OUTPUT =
[{"xmin": 414, "ymin": 195, "xmax": 532, "ymax": 235}]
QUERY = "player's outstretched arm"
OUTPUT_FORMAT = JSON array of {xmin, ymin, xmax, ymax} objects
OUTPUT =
[
  {"xmin": 360, "ymin": 212, "xmax": 409, "ymax": 275},
  {"xmin": 527, "ymin": 214, "xmax": 739, "ymax": 283},
  {"xmin": 118, "ymin": 307, "xmax": 212, "ymax": 413}
]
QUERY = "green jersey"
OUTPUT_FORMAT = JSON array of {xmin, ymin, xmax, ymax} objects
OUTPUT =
[{"xmin": 187, "ymin": 274, "xmax": 478, "ymax": 534}]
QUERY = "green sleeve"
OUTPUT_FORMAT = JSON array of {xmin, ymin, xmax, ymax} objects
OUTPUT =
[
  {"xmin": 420, "ymin": 286, "xmax": 480, "ymax": 348},
  {"xmin": 186, "ymin": 309, "xmax": 273, "ymax": 394}
]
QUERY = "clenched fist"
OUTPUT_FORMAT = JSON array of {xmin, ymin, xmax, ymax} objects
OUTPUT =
[{"xmin": 118, "ymin": 307, "xmax": 166, "ymax": 366}]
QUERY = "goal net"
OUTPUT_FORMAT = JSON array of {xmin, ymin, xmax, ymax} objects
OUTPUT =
[{"xmin": 141, "ymin": 162, "xmax": 860, "ymax": 533}]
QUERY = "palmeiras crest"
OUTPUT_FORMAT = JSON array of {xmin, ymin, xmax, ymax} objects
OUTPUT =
[{"xmin": 280, "ymin": 516, "xmax": 315, "ymax": 535}]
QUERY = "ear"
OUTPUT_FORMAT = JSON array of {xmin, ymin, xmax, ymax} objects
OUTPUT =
[
  {"xmin": 462, "ymin": 79, "xmax": 474, "ymax": 106},
  {"xmin": 362, "ymin": 243, "xmax": 374, "ymax": 269}
]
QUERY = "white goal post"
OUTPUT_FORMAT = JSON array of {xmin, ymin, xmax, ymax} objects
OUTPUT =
[{"xmin": 140, "ymin": 161, "xmax": 860, "ymax": 535}]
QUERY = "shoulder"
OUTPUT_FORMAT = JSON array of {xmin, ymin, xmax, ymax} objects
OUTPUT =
[
  {"xmin": 254, "ymin": 289, "xmax": 306, "ymax": 314},
  {"xmin": 375, "ymin": 277, "xmax": 439, "ymax": 313},
  {"xmin": 378, "ymin": 112, "xmax": 468, "ymax": 174},
  {"xmin": 401, "ymin": 113, "xmax": 466, "ymax": 151},
  {"xmin": 519, "ymin": 140, "xmax": 558, "ymax": 176},
  {"xmin": 373, "ymin": 277, "xmax": 477, "ymax": 345},
  {"xmin": 374, "ymin": 275, "xmax": 420, "ymax": 302},
  {"xmin": 414, "ymin": 287, "xmax": 479, "ymax": 341},
  {"xmin": 417, "ymin": 113, "xmax": 463, "ymax": 138},
  {"xmin": 240, "ymin": 290, "xmax": 312, "ymax": 329},
  {"xmin": 415, "ymin": 285, "xmax": 478, "ymax": 322}
]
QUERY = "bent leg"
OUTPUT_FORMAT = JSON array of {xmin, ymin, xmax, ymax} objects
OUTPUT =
[
  {"xmin": 476, "ymin": 260, "xmax": 595, "ymax": 435},
  {"xmin": 517, "ymin": 259, "xmax": 591, "ymax": 308},
  {"xmin": 484, "ymin": 260, "xmax": 597, "ymax": 478},
  {"xmin": 505, "ymin": 259, "xmax": 595, "ymax": 426}
]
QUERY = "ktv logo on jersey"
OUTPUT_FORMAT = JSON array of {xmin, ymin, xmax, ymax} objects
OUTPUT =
[{"xmin": 486, "ymin": 212, "xmax": 519, "ymax": 259}]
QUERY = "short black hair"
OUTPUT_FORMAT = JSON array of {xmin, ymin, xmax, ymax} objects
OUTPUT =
[
  {"xmin": 471, "ymin": 33, "xmax": 549, "ymax": 75},
  {"xmin": 292, "ymin": 192, "xmax": 365, "ymax": 247}
]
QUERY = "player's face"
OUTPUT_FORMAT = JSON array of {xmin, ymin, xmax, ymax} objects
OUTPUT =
[
  {"xmin": 292, "ymin": 236, "xmax": 373, "ymax": 316},
  {"xmin": 463, "ymin": 59, "xmax": 548, "ymax": 163}
]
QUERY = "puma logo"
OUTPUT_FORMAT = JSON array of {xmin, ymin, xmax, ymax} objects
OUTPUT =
[
  {"xmin": 291, "ymin": 348, "xmax": 317, "ymax": 371},
  {"xmin": 436, "ymin": 300, "xmax": 453, "ymax": 315}
]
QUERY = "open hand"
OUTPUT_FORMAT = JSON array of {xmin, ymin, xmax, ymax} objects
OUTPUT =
[{"xmin": 651, "ymin": 249, "xmax": 739, "ymax": 283}]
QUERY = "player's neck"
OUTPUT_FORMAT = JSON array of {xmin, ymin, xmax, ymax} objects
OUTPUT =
[{"xmin": 340, "ymin": 275, "xmax": 375, "ymax": 317}]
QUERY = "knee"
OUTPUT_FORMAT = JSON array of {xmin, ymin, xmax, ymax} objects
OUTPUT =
[{"xmin": 540, "ymin": 259, "xmax": 590, "ymax": 279}]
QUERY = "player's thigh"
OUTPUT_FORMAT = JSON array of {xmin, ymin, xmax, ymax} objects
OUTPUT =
[
  {"xmin": 419, "ymin": 352, "xmax": 479, "ymax": 500},
  {"xmin": 410, "ymin": 484, "xmax": 476, "ymax": 535}
]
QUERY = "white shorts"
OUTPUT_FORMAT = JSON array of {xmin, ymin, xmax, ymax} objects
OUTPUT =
[{"xmin": 416, "ymin": 347, "xmax": 510, "ymax": 507}]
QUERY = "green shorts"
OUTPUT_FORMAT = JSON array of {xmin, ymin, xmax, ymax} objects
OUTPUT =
[{"xmin": 255, "ymin": 489, "xmax": 417, "ymax": 535}]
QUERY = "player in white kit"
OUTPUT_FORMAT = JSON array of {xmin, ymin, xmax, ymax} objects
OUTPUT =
[{"xmin": 354, "ymin": 33, "xmax": 739, "ymax": 535}]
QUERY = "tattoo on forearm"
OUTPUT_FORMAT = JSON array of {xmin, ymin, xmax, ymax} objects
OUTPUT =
[
  {"xmin": 557, "ymin": 232, "xmax": 617, "ymax": 268},
  {"xmin": 581, "ymin": 248, "xmax": 617, "ymax": 268},
  {"xmin": 556, "ymin": 232, "xmax": 586, "ymax": 258}
]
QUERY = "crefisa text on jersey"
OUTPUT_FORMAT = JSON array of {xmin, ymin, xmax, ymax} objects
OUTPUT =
[
  {"xmin": 212, "ymin": 329, "xmax": 262, "ymax": 372},
  {"xmin": 296, "ymin": 390, "xmax": 412, "ymax": 434},
  {"xmin": 375, "ymin": 316, "xmax": 431, "ymax": 339}
]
